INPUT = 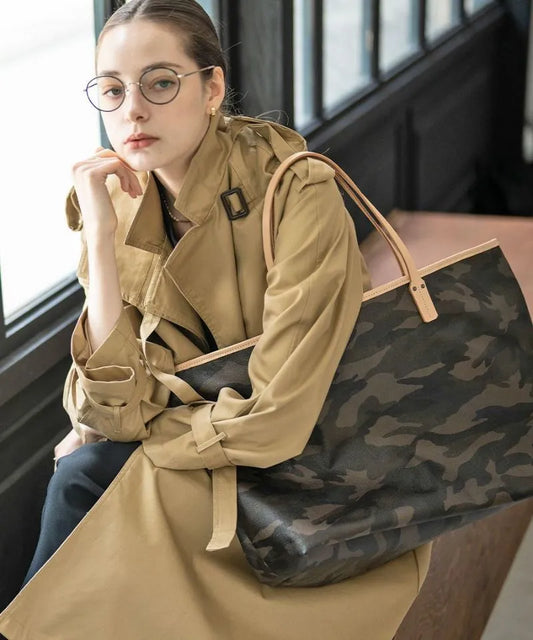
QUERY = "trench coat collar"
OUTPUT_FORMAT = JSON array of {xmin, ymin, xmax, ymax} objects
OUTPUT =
[
  {"xmin": 124, "ymin": 111, "xmax": 227, "ymax": 253},
  {"xmin": 123, "ymin": 111, "xmax": 308, "ymax": 254}
]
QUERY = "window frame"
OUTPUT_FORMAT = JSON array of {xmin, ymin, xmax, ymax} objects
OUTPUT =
[{"xmin": 294, "ymin": 0, "xmax": 502, "ymax": 135}]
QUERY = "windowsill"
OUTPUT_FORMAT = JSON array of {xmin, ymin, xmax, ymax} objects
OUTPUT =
[{"xmin": 0, "ymin": 305, "xmax": 80, "ymax": 407}]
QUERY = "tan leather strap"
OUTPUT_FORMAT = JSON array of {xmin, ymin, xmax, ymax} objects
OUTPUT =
[{"xmin": 262, "ymin": 151, "xmax": 438, "ymax": 322}]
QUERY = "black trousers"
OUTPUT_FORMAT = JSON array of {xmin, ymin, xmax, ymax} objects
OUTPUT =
[{"xmin": 21, "ymin": 439, "xmax": 141, "ymax": 589}]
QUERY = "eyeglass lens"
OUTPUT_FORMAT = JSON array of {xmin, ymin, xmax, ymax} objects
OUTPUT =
[{"xmin": 86, "ymin": 68, "xmax": 181, "ymax": 111}]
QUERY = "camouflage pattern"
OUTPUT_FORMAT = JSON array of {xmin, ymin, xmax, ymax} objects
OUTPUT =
[{"xmin": 172, "ymin": 246, "xmax": 533, "ymax": 587}]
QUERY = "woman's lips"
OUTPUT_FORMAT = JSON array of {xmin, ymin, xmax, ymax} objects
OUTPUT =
[{"xmin": 126, "ymin": 137, "xmax": 158, "ymax": 149}]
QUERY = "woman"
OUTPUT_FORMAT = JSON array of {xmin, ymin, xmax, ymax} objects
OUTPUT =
[{"xmin": 0, "ymin": 1, "xmax": 430, "ymax": 638}]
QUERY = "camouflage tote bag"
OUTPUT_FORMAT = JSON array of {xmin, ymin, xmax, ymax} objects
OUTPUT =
[{"xmin": 170, "ymin": 152, "xmax": 533, "ymax": 587}]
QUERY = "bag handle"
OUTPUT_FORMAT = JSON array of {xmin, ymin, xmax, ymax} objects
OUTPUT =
[{"xmin": 262, "ymin": 151, "xmax": 438, "ymax": 322}]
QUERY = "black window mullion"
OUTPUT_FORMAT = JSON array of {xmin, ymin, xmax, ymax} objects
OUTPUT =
[
  {"xmin": 452, "ymin": 0, "xmax": 463, "ymax": 22},
  {"xmin": 219, "ymin": 0, "xmax": 239, "ymax": 95},
  {"xmin": 283, "ymin": 0, "xmax": 295, "ymax": 128},
  {"xmin": 314, "ymin": 0, "xmax": 324, "ymax": 121},
  {"xmin": 93, "ymin": 0, "xmax": 114, "ymax": 147},
  {"xmin": 418, "ymin": 0, "xmax": 427, "ymax": 51},
  {"xmin": 93, "ymin": 0, "xmax": 115, "ymax": 38},
  {"xmin": 371, "ymin": 0, "xmax": 380, "ymax": 81},
  {"xmin": 459, "ymin": 0, "xmax": 468, "ymax": 24}
]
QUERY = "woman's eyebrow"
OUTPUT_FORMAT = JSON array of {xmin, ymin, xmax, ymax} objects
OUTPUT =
[{"xmin": 97, "ymin": 62, "xmax": 185, "ymax": 75}]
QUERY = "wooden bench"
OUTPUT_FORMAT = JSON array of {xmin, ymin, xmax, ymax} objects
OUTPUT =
[{"xmin": 360, "ymin": 210, "xmax": 533, "ymax": 640}]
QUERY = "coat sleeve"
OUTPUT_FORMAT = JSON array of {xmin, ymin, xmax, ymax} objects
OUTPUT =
[
  {"xmin": 62, "ymin": 200, "xmax": 170, "ymax": 442},
  {"xmin": 63, "ymin": 160, "xmax": 364, "ymax": 468},
  {"xmin": 62, "ymin": 303, "xmax": 169, "ymax": 443}
]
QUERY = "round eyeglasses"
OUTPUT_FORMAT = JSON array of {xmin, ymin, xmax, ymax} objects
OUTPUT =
[{"xmin": 84, "ymin": 65, "xmax": 215, "ymax": 112}]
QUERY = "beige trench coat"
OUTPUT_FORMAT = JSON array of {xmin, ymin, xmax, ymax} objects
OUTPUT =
[{"xmin": 0, "ymin": 113, "xmax": 430, "ymax": 640}]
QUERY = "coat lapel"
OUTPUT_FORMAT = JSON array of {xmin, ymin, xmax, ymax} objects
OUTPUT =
[
  {"xmin": 162, "ymin": 203, "xmax": 247, "ymax": 348},
  {"xmin": 123, "ymin": 112, "xmax": 248, "ymax": 348}
]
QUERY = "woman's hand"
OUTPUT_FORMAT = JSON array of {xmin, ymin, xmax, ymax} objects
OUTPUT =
[
  {"xmin": 53, "ymin": 428, "xmax": 84, "ymax": 467},
  {"xmin": 53, "ymin": 427, "xmax": 108, "ymax": 471},
  {"xmin": 72, "ymin": 147, "xmax": 143, "ymax": 238}
]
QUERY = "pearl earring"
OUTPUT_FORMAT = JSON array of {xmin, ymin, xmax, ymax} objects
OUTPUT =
[{"xmin": 210, "ymin": 107, "xmax": 217, "ymax": 117}]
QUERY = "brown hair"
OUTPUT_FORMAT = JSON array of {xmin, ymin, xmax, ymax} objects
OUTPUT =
[{"xmin": 96, "ymin": 0, "xmax": 230, "ymax": 107}]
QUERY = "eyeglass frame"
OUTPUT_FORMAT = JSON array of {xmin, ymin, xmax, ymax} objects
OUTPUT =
[{"xmin": 84, "ymin": 65, "xmax": 216, "ymax": 112}]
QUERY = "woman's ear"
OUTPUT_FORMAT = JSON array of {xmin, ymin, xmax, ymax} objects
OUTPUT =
[{"xmin": 206, "ymin": 66, "xmax": 226, "ymax": 113}]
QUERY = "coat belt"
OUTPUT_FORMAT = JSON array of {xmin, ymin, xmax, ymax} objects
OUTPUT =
[{"xmin": 140, "ymin": 312, "xmax": 237, "ymax": 552}]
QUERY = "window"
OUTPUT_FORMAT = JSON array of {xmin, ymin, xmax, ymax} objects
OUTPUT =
[
  {"xmin": 324, "ymin": 0, "xmax": 371, "ymax": 111},
  {"xmin": 380, "ymin": 0, "xmax": 419, "ymax": 73},
  {"xmin": 293, "ymin": 0, "xmax": 373, "ymax": 129},
  {"xmin": 292, "ymin": 0, "xmax": 500, "ymax": 132},
  {"xmin": 0, "ymin": 0, "xmax": 221, "ymax": 326},
  {"xmin": 197, "ymin": 0, "xmax": 219, "ymax": 26},
  {"xmin": 0, "ymin": 0, "xmax": 224, "ymax": 362},
  {"xmin": 426, "ymin": 0, "xmax": 461, "ymax": 42},
  {"xmin": 294, "ymin": 0, "xmax": 315, "ymax": 129},
  {"xmin": 465, "ymin": 0, "xmax": 495, "ymax": 14},
  {"xmin": 0, "ymin": 0, "xmax": 99, "ymax": 321}
]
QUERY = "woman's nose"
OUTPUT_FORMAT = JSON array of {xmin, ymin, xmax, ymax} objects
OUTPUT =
[{"xmin": 123, "ymin": 83, "xmax": 149, "ymax": 121}]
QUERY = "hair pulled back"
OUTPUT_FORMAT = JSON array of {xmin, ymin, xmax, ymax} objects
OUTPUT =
[{"xmin": 97, "ymin": 1, "xmax": 228, "ymax": 91}]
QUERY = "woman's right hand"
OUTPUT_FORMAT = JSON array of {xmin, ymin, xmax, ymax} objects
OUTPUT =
[
  {"xmin": 53, "ymin": 427, "xmax": 108, "ymax": 471},
  {"xmin": 71, "ymin": 148, "xmax": 143, "ymax": 238},
  {"xmin": 53, "ymin": 428, "xmax": 84, "ymax": 468}
]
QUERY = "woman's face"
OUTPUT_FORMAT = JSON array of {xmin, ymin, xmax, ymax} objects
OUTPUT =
[{"xmin": 96, "ymin": 20, "xmax": 224, "ymax": 175}]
